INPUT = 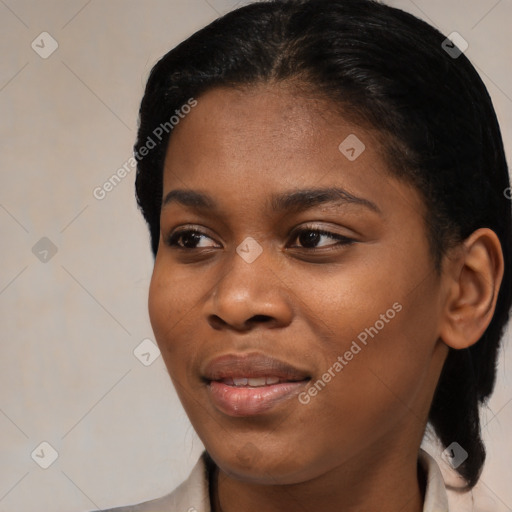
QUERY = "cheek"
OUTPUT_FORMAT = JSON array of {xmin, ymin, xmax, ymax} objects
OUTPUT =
[
  {"xmin": 148, "ymin": 260, "xmax": 200, "ymax": 358},
  {"xmin": 148, "ymin": 263, "xmax": 204, "ymax": 400},
  {"xmin": 148, "ymin": 265, "xmax": 176, "ymax": 345},
  {"xmin": 298, "ymin": 245, "xmax": 440, "ymax": 403},
  {"xmin": 289, "ymin": 258, "xmax": 404, "ymax": 354},
  {"xmin": 310, "ymin": 272, "xmax": 440, "ymax": 432}
]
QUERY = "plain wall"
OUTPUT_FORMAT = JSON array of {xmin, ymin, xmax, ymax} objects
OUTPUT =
[{"xmin": 1, "ymin": 1, "xmax": 511, "ymax": 511}]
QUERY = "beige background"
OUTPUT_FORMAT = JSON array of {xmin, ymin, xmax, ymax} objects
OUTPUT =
[{"xmin": 0, "ymin": 0, "xmax": 511, "ymax": 511}]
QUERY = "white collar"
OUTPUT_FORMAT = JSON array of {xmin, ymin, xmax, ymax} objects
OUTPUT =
[{"xmin": 419, "ymin": 448, "xmax": 450, "ymax": 512}]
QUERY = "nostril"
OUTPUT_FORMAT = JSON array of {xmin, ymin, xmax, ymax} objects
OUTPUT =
[
  {"xmin": 207, "ymin": 314, "xmax": 275, "ymax": 332},
  {"xmin": 249, "ymin": 314, "xmax": 273, "ymax": 323},
  {"xmin": 208, "ymin": 315, "xmax": 229, "ymax": 330}
]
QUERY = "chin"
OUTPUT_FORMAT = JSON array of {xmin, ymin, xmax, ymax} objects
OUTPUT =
[{"xmin": 208, "ymin": 441, "xmax": 318, "ymax": 485}]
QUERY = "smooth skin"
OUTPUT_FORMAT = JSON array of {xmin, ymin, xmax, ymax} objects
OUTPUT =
[{"xmin": 148, "ymin": 83, "xmax": 504, "ymax": 512}]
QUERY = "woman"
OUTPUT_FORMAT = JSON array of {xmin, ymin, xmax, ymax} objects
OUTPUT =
[{"xmin": 100, "ymin": 0, "xmax": 512, "ymax": 510}]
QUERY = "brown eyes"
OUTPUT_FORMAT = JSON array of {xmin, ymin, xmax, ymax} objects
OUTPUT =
[
  {"xmin": 165, "ymin": 226, "xmax": 355, "ymax": 252},
  {"xmin": 167, "ymin": 229, "xmax": 216, "ymax": 249},
  {"xmin": 290, "ymin": 228, "xmax": 354, "ymax": 249}
]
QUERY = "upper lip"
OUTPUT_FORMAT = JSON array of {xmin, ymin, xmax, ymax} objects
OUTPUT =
[{"xmin": 202, "ymin": 352, "xmax": 311, "ymax": 382}]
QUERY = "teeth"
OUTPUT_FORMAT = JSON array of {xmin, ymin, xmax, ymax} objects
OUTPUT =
[
  {"xmin": 248, "ymin": 377, "xmax": 267, "ymax": 387},
  {"xmin": 227, "ymin": 376, "xmax": 282, "ymax": 387}
]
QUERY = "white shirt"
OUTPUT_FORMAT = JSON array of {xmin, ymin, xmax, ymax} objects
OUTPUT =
[{"xmin": 100, "ymin": 449, "xmax": 449, "ymax": 512}]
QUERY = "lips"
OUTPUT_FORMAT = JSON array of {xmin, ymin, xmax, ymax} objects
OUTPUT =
[
  {"xmin": 202, "ymin": 352, "xmax": 310, "ymax": 382},
  {"xmin": 202, "ymin": 352, "xmax": 311, "ymax": 416}
]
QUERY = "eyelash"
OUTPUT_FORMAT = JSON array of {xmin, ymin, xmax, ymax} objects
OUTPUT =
[{"xmin": 165, "ymin": 226, "xmax": 355, "ymax": 252}]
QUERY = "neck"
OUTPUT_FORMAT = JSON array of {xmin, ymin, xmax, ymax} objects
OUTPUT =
[{"xmin": 212, "ymin": 441, "xmax": 427, "ymax": 512}]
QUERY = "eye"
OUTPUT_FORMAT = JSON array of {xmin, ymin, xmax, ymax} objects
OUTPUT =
[
  {"xmin": 289, "ymin": 226, "xmax": 355, "ymax": 250},
  {"xmin": 166, "ymin": 228, "xmax": 219, "ymax": 249},
  {"xmin": 165, "ymin": 225, "xmax": 354, "ymax": 251}
]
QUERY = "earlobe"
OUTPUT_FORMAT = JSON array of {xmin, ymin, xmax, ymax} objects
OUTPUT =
[{"xmin": 439, "ymin": 228, "xmax": 504, "ymax": 350}]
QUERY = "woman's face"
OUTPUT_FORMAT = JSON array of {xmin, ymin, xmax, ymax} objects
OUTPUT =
[{"xmin": 149, "ymin": 84, "xmax": 449, "ymax": 484}]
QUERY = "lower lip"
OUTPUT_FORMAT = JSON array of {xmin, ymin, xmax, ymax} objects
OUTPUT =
[{"xmin": 207, "ymin": 380, "xmax": 309, "ymax": 417}]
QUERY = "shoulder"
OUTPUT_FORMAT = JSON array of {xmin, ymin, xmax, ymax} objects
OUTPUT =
[{"xmin": 95, "ymin": 452, "xmax": 212, "ymax": 512}]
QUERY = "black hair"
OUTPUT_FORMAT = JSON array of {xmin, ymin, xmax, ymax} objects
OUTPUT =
[{"xmin": 134, "ymin": 0, "xmax": 512, "ymax": 490}]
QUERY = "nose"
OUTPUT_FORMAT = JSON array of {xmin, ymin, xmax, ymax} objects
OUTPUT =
[{"xmin": 205, "ymin": 246, "xmax": 294, "ymax": 332}]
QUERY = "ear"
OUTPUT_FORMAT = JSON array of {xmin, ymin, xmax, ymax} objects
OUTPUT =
[{"xmin": 439, "ymin": 228, "xmax": 504, "ymax": 350}]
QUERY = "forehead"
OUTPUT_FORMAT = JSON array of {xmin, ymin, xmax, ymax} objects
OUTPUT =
[
  {"xmin": 162, "ymin": 84, "xmax": 424, "ymax": 219},
  {"xmin": 167, "ymin": 84, "xmax": 355, "ymax": 162}
]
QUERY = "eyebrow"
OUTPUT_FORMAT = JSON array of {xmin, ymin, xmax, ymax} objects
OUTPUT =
[{"xmin": 162, "ymin": 187, "xmax": 381, "ymax": 214}]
